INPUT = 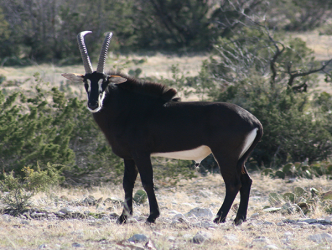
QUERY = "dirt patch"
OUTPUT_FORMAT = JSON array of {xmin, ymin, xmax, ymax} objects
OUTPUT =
[{"xmin": 1, "ymin": 173, "xmax": 332, "ymax": 249}]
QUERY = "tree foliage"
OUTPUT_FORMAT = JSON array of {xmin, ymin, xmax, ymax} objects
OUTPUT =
[
  {"xmin": 266, "ymin": 0, "xmax": 332, "ymax": 31},
  {"xmin": 161, "ymin": 16, "xmax": 332, "ymax": 168},
  {"xmin": 0, "ymin": 74, "xmax": 124, "ymax": 184},
  {"xmin": 0, "ymin": 0, "xmax": 331, "ymax": 64}
]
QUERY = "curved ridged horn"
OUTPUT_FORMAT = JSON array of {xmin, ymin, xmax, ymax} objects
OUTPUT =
[
  {"xmin": 96, "ymin": 32, "xmax": 113, "ymax": 73},
  {"xmin": 77, "ymin": 31, "xmax": 93, "ymax": 74}
]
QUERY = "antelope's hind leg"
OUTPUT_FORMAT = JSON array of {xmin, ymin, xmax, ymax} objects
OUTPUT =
[
  {"xmin": 118, "ymin": 159, "xmax": 138, "ymax": 224},
  {"xmin": 234, "ymin": 165, "xmax": 252, "ymax": 225},
  {"xmin": 212, "ymin": 152, "xmax": 241, "ymax": 224}
]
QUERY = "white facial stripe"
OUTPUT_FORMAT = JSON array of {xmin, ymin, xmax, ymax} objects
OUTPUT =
[
  {"xmin": 87, "ymin": 79, "xmax": 91, "ymax": 92},
  {"xmin": 98, "ymin": 91, "xmax": 106, "ymax": 106},
  {"xmin": 98, "ymin": 79, "xmax": 103, "ymax": 92},
  {"xmin": 88, "ymin": 106, "xmax": 101, "ymax": 113}
]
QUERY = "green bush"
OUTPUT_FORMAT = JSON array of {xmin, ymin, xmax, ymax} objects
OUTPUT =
[
  {"xmin": 0, "ymin": 75, "xmax": 123, "ymax": 184},
  {"xmin": 0, "ymin": 164, "xmax": 62, "ymax": 212},
  {"xmin": 262, "ymin": 160, "xmax": 332, "ymax": 180}
]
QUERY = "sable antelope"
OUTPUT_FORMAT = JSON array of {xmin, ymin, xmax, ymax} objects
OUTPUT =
[{"xmin": 62, "ymin": 31, "xmax": 263, "ymax": 225}]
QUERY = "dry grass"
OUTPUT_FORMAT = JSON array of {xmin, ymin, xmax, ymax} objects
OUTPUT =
[
  {"xmin": 1, "ymin": 173, "xmax": 332, "ymax": 249},
  {"xmin": 0, "ymin": 53, "xmax": 207, "ymax": 90},
  {"xmin": 1, "ymin": 31, "xmax": 332, "ymax": 96}
]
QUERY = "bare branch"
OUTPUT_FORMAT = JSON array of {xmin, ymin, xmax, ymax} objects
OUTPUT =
[
  {"xmin": 287, "ymin": 59, "xmax": 332, "ymax": 88},
  {"xmin": 267, "ymin": 31, "xmax": 285, "ymax": 87}
]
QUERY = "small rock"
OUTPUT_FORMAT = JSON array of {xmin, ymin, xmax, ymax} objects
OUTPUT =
[
  {"xmin": 2, "ymin": 214, "xmax": 12, "ymax": 222},
  {"xmin": 324, "ymin": 216, "xmax": 332, "ymax": 222},
  {"xmin": 55, "ymin": 211, "xmax": 66, "ymax": 217},
  {"xmin": 282, "ymin": 219, "xmax": 297, "ymax": 224},
  {"xmin": 193, "ymin": 220, "xmax": 217, "ymax": 229},
  {"xmin": 193, "ymin": 234, "xmax": 205, "ymax": 244},
  {"xmin": 317, "ymin": 224, "xmax": 327, "ymax": 230},
  {"xmin": 38, "ymin": 244, "xmax": 47, "ymax": 249},
  {"xmin": 286, "ymin": 178, "xmax": 296, "ymax": 183},
  {"xmin": 192, "ymin": 231, "xmax": 211, "ymax": 244},
  {"xmin": 199, "ymin": 190, "xmax": 213, "ymax": 198},
  {"xmin": 31, "ymin": 212, "xmax": 47, "ymax": 218},
  {"xmin": 252, "ymin": 236, "xmax": 270, "ymax": 244},
  {"xmin": 186, "ymin": 207, "xmax": 213, "ymax": 219},
  {"xmin": 59, "ymin": 207, "xmax": 75, "ymax": 214},
  {"xmin": 183, "ymin": 234, "xmax": 193, "ymax": 240},
  {"xmin": 302, "ymin": 219, "xmax": 317, "ymax": 224},
  {"xmin": 20, "ymin": 220, "xmax": 30, "ymax": 225},
  {"xmin": 264, "ymin": 244, "xmax": 278, "ymax": 249},
  {"xmin": 172, "ymin": 213, "xmax": 186, "ymax": 221},
  {"xmin": 47, "ymin": 213, "xmax": 57, "ymax": 220},
  {"xmin": 101, "ymin": 216, "xmax": 111, "ymax": 222},
  {"xmin": 295, "ymin": 222, "xmax": 308, "ymax": 226},
  {"xmin": 83, "ymin": 195, "xmax": 96, "ymax": 205},
  {"xmin": 223, "ymin": 234, "xmax": 239, "ymax": 243},
  {"xmin": 168, "ymin": 236, "xmax": 176, "ymax": 242},
  {"xmin": 284, "ymin": 232, "xmax": 293, "ymax": 237},
  {"xmin": 317, "ymin": 219, "xmax": 332, "ymax": 225},
  {"xmin": 87, "ymin": 216, "xmax": 96, "ymax": 220},
  {"xmin": 127, "ymin": 217, "xmax": 138, "ymax": 224},
  {"xmin": 128, "ymin": 234, "xmax": 149, "ymax": 243},
  {"xmin": 168, "ymin": 210, "xmax": 181, "ymax": 215},
  {"xmin": 250, "ymin": 213, "xmax": 260, "ymax": 219},
  {"xmin": 153, "ymin": 231, "xmax": 163, "ymax": 237},
  {"xmin": 307, "ymin": 233, "xmax": 332, "ymax": 243},
  {"xmin": 263, "ymin": 207, "xmax": 281, "ymax": 213},
  {"xmin": 72, "ymin": 243, "xmax": 84, "ymax": 247}
]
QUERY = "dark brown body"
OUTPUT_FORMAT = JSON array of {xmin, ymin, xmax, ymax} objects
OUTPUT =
[{"xmin": 92, "ymin": 76, "xmax": 263, "ymax": 224}]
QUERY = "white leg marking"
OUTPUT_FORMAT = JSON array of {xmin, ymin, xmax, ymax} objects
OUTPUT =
[
  {"xmin": 239, "ymin": 128, "xmax": 258, "ymax": 159},
  {"xmin": 152, "ymin": 145, "xmax": 212, "ymax": 163}
]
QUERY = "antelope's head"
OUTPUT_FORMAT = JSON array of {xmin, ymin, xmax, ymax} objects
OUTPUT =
[{"xmin": 62, "ymin": 31, "xmax": 126, "ymax": 113}]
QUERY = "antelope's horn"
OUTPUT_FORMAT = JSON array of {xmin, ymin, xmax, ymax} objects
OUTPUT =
[
  {"xmin": 77, "ymin": 31, "xmax": 93, "ymax": 74},
  {"xmin": 96, "ymin": 32, "xmax": 113, "ymax": 73}
]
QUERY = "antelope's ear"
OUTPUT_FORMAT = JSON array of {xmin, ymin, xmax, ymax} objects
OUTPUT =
[
  {"xmin": 108, "ymin": 75, "xmax": 127, "ymax": 84},
  {"xmin": 61, "ymin": 73, "xmax": 84, "ymax": 83}
]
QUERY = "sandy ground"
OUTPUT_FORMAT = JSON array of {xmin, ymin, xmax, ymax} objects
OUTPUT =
[{"xmin": 1, "ymin": 173, "xmax": 332, "ymax": 249}]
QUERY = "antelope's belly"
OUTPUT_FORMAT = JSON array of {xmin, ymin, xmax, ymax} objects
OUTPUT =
[{"xmin": 151, "ymin": 145, "xmax": 212, "ymax": 163}]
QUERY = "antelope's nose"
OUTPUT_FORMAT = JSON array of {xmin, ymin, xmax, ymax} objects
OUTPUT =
[{"xmin": 88, "ymin": 102, "xmax": 98, "ymax": 110}]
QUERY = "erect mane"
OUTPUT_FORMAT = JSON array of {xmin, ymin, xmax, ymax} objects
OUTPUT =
[{"xmin": 109, "ymin": 72, "xmax": 177, "ymax": 102}]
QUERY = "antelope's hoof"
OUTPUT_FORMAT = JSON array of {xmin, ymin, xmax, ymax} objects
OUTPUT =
[
  {"xmin": 213, "ymin": 216, "xmax": 226, "ymax": 224},
  {"xmin": 117, "ymin": 215, "xmax": 127, "ymax": 224},
  {"xmin": 146, "ymin": 215, "xmax": 157, "ymax": 224},
  {"xmin": 234, "ymin": 217, "xmax": 245, "ymax": 226}
]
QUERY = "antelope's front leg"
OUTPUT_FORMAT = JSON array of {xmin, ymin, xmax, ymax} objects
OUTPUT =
[
  {"xmin": 133, "ymin": 153, "xmax": 160, "ymax": 223},
  {"xmin": 117, "ymin": 159, "xmax": 138, "ymax": 224}
]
